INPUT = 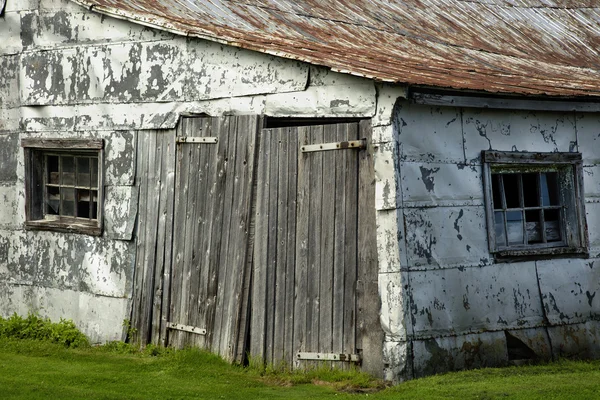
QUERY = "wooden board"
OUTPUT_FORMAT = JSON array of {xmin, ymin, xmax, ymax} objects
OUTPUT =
[
  {"xmin": 250, "ymin": 122, "xmax": 367, "ymax": 370},
  {"xmin": 166, "ymin": 115, "xmax": 259, "ymax": 362}
]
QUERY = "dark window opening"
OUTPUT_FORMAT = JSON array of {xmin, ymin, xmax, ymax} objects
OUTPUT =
[
  {"xmin": 22, "ymin": 138, "xmax": 103, "ymax": 236},
  {"xmin": 483, "ymin": 151, "xmax": 587, "ymax": 258}
]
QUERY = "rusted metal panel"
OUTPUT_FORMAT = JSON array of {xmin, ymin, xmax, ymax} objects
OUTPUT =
[
  {"xmin": 537, "ymin": 258, "xmax": 600, "ymax": 326},
  {"xmin": 547, "ymin": 320, "xmax": 600, "ymax": 359},
  {"xmin": 408, "ymin": 262, "xmax": 544, "ymax": 338},
  {"xmin": 68, "ymin": 0, "xmax": 600, "ymax": 97},
  {"xmin": 412, "ymin": 331, "xmax": 508, "ymax": 378},
  {"xmin": 404, "ymin": 206, "xmax": 492, "ymax": 269}
]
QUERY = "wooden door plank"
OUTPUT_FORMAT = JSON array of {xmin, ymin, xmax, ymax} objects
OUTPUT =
[
  {"xmin": 235, "ymin": 116, "xmax": 261, "ymax": 364},
  {"xmin": 306, "ymin": 125, "xmax": 324, "ymax": 359},
  {"xmin": 159, "ymin": 130, "xmax": 177, "ymax": 346},
  {"xmin": 141, "ymin": 130, "xmax": 160, "ymax": 345},
  {"xmin": 221, "ymin": 115, "xmax": 258, "ymax": 361},
  {"xmin": 132, "ymin": 132, "xmax": 150, "ymax": 344},
  {"xmin": 264, "ymin": 127, "xmax": 280, "ymax": 364},
  {"xmin": 272, "ymin": 127, "xmax": 289, "ymax": 365},
  {"xmin": 212, "ymin": 116, "xmax": 238, "ymax": 356},
  {"xmin": 319, "ymin": 124, "xmax": 337, "ymax": 360},
  {"xmin": 203, "ymin": 117, "xmax": 228, "ymax": 351},
  {"xmin": 283, "ymin": 127, "xmax": 298, "ymax": 366},
  {"xmin": 343, "ymin": 123, "xmax": 359, "ymax": 356},
  {"xmin": 357, "ymin": 119, "xmax": 383, "ymax": 377},
  {"xmin": 151, "ymin": 130, "xmax": 171, "ymax": 345},
  {"xmin": 189, "ymin": 117, "xmax": 212, "ymax": 349},
  {"xmin": 251, "ymin": 127, "xmax": 271, "ymax": 363},
  {"xmin": 171, "ymin": 118, "xmax": 193, "ymax": 348},
  {"xmin": 332, "ymin": 125, "xmax": 347, "ymax": 356},
  {"xmin": 293, "ymin": 126, "xmax": 311, "ymax": 369}
]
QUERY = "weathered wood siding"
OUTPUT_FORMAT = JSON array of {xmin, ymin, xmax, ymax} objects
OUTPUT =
[{"xmin": 250, "ymin": 121, "xmax": 381, "ymax": 371}]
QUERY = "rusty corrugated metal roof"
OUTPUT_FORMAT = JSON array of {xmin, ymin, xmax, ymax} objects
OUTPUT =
[{"xmin": 71, "ymin": 0, "xmax": 600, "ymax": 97}]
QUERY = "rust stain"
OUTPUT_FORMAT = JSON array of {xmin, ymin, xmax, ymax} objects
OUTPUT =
[{"xmin": 70, "ymin": 0, "xmax": 600, "ymax": 97}]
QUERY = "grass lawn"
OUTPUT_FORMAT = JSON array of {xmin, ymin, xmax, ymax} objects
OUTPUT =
[{"xmin": 2, "ymin": 338, "xmax": 600, "ymax": 399}]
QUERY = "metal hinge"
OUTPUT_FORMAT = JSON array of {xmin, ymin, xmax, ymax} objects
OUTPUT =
[
  {"xmin": 296, "ymin": 352, "xmax": 361, "ymax": 362},
  {"xmin": 166, "ymin": 322, "xmax": 207, "ymax": 335},
  {"xmin": 176, "ymin": 137, "xmax": 218, "ymax": 144},
  {"xmin": 301, "ymin": 139, "xmax": 366, "ymax": 153}
]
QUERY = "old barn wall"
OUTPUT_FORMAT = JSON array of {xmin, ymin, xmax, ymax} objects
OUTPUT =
[
  {"xmin": 393, "ymin": 100, "xmax": 600, "ymax": 378},
  {"xmin": 1, "ymin": 0, "xmax": 406, "ymax": 351}
]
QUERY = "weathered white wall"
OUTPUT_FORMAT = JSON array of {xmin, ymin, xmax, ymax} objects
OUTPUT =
[
  {"xmin": 393, "ymin": 100, "xmax": 600, "ymax": 378},
  {"xmin": 1, "ymin": 0, "xmax": 405, "ymax": 349}
]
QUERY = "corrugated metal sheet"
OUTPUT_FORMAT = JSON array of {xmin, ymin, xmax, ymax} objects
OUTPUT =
[{"xmin": 70, "ymin": 0, "xmax": 600, "ymax": 96}]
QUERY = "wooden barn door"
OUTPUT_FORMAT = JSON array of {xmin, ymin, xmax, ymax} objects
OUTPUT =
[
  {"xmin": 251, "ymin": 121, "xmax": 375, "ymax": 369},
  {"xmin": 167, "ymin": 115, "xmax": 259, "ymax": 362}
]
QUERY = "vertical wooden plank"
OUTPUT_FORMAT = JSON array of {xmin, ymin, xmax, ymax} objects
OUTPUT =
[
  {"xmin": 306, "ymin": 125, "xmax": 323, "ymax": 361},
  {"xmin": 170, "ymin": 119, "xmax": 192, "ymax": 348},
  {"xmin": 208, "ymin": 116, "xmax": 235, "ymax": 354},
  {"xmin": 140, "ymin": 131, "xmax": 160, "ymax": 344},
  {"xmin": 220, "ymin": 115, "xmax": 258, "ymax": 361},
  {"xmin": 283, "ymin": 127, "xmax": 298, "ymax": 366},
  {"xmin": 251, "ymin": 127, "xmax": 271, "ymax": 364},
  {"xmin": 319, "ymin": 124, "xmax": 337, "ymax": 362},
  {"xmin": 151, "ymin": 130, "xmax": 171, "ymax": 344},
  {"xmin": 236, "ymin": 116, "xmax": 263, "ymax": 364},
  {"xmin": 332, "ymin": 125, "xmax": 347, "ymax": 358},
  {"xmin": 188, "ymin": 118, "xmax": 212, "ymax": 349},
  {"xmin": 293, "ymin": 126, "xmax": 310, "ymax": 369},
  {"xmin": 132, "ymin": 132, "xmax": 150, "ymax": 345},
  {"xmin": 193, "ymin": 118, "xmax": 215, "ymax": 350},
  {"xmin": 228, "ymin": 116, "xmax": 259, "ymax": 362},
  {"xmin": 343, "ymin": 123, "xmax": 359, "ymax": 357},
  {"xmin": 264, "ymin": 127, "xmax": 280, "ymax": 364},
  {"xmin": 356, "ymin": 119, "xmax": 383, "ymax": 377},
  {"xmin": 159, "ymin": 129, "xmax": 177, "ymax": 346}
]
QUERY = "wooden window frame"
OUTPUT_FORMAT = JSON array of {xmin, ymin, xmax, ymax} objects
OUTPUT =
[
  {"xmin": 482, "ymin": 151, "xmax": 588, "ymax": 259},
  {"xmin": 22, "ymin": 138, "xmax": 104, "ymax": 236}
]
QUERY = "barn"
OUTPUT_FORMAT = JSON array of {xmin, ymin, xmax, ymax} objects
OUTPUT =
[{"xmin": 2, "ymin": 0, "xmax": 600, "ymax": 381}]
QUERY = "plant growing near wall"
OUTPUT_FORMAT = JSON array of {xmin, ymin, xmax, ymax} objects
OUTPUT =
[{"xmin": 0, "ymin": 313, "xmax": 89, "ymax": 348}]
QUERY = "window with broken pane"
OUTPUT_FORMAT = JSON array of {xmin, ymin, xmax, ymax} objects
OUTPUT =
[
  {"xmin": 22, "ymin": 139, "xmax": 103, "ymax": 236},
  {"xmin": 44, "ymin": 154, "xmax": 99, "ymax": 220},
  {"xmin": 483, "ymin": 151, "xmax": 587, "ymax": 257}
]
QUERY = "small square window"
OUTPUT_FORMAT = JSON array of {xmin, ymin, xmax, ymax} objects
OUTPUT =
[
  {"xmin": 482, "ymin": 151, "xmax": 587, "ymax": 258},
  {"xmin": 22, "ymin": 138, "xmax": 104, "ymax": 236}
]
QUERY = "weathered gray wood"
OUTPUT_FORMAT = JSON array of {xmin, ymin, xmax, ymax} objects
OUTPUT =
[
  {"xmin": 357, "ymin": 119, "xmax": 383, "ymax": 378},
  {"xmin": 220, "ymin": 115, "xmax": 258, "ymax": 361},
  {"xmin": 306, "ymin": 125, "xmax": 324, "ymax": 361},
  {"xmin": 204, "ymin": 117, "xmax": 229, "ymax": 352},
  {"xmin": 319, "ymin": 124, "xmax": 337, "ymax": 362},
  {"xmin": 251, "ymin": 127, "xmax": 271, "ymax": 363},
  {"xmin": 131, "ymin": 133, "xmax": 150, "ymax": 345},
  {"xmin": 293, "ymin": 126, "xmax": 311, "ymax": 368},
  {"xmin": 21, "ymin": 138, "xmax": 104, "ymax": 149},
  {"xmin": 236, "ymin": 116, "xmax": 263, "ymax": 364},
  {"xmin": 159, "ymin": 130, "xmax": 177, "ymax": 346},
  {"xmin": 213, "ymin": 116, "xmax": 238, "ymax": 358},
  {"xmin": 170, "ymin": 118, "xmax": 192, "ymax": 348},
  {"xmin": 483, "ymin": 150, "xmax": 582, "ymax": 164},
  {"xmin": 283, "ymin": 127, "xmax": 298, "ymax": 366},
  {"xmin": 332, "ymin": 124, "xmax": 347, "ymax": 361},
  {"xmin": 343, "ymin": 123, "xmax": 358, "ymax": 358}
]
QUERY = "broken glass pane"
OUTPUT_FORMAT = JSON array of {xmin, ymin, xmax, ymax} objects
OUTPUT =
[{"xmin": 506, "ymin": 210, "xmax": 524, "ymax": 245}]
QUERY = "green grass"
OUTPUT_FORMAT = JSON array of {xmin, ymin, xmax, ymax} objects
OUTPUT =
[{"xmin": 3, "ymin": 339, "xmax": 600, "ymax": 400}]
